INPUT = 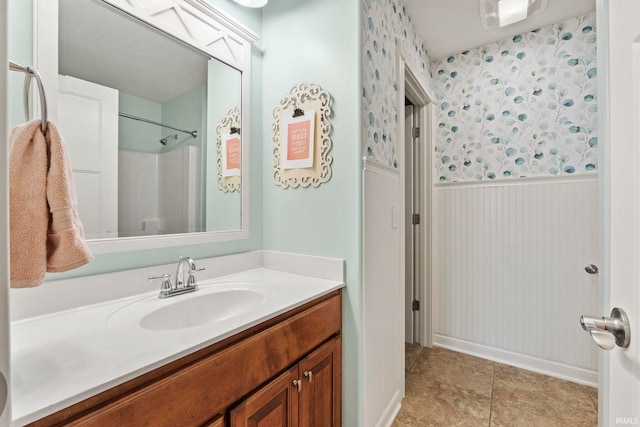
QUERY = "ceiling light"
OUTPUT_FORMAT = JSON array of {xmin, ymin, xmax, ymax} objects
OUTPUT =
[
  {"xmin": 480, "ymin": 0, "xmax": 548, "ymax": 29},
  {"xmin": 231, "ymin": 0, "xmax": 268, "ymax": 7}
]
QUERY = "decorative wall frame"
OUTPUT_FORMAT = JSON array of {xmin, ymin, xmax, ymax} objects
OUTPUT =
[
  {"xmin": 216, "ymin": 106, "xmax": 241, "ymax": 192},
  {"xmin": 273, "ymin": 83, "xmax": 333, "ymax": 189}
]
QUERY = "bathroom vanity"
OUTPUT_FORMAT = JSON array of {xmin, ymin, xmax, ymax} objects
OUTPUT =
[
  {"xmin": 29, "ymin": 292, "xmax": 341, "ymax": 427},
  {"xmin": 10, "ymin": 252, "xmax": 345, "ymax": 426}
]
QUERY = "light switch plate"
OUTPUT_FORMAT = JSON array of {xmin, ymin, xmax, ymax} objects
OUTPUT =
[{"xmin": 392, "ymin": 204, "xmax": 399, "ymax": 229}]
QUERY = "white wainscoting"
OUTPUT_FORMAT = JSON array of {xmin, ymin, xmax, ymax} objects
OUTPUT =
[
  {"xmin": 432, "ymin": 176, "xmax": 599, "ymax": 386},
  {"xmin": 363, "ymin": 159, "xmax": 403, "ymax": 427}
]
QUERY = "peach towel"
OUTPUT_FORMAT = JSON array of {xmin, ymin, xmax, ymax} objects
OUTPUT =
[
  {"xmin": 9, "ymin": 120, "xmax": 48, "ymax": 287},
  {"xmin": 9, "ymin": 119, "xmax": 92, "ymax": 288},
  {"xmin": 45, "ymin": 121, "xmax": 92, "ymax": 273}
]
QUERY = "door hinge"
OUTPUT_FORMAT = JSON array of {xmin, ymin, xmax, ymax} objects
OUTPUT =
[
  {"xmin": 412, "ymin": 213, "xmax": 420, "ymax": 225},
  {"xmin": 412, "ymin": 300, "xmax": 420, "ymax": 311},
  {"xmin": 412, "ymin": 127, "xmax": 420, "ymax": 138}
]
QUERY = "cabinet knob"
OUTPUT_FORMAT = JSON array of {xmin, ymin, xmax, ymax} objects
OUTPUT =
[
  {"xmin": 293, "ymin": 379, "xmax": 301, "ymax": 392},
  {"xmin": 303, "ymin": 370, "xmax": 313, "ymax": 383}
]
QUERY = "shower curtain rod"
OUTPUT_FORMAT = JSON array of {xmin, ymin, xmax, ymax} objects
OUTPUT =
[{"xmin": 118, "ymin": 112, "xmax": 198, "ymax": 138}]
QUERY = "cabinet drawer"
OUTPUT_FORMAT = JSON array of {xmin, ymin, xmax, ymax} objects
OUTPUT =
[{"xmin": 63, "ymin": 294, "xmax": 341, "ymax": 427}]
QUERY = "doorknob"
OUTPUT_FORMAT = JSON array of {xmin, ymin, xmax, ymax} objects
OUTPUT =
[
  {"xmin": 580, "ymin": 307, "xmax": 631, "ymax": 350},
  {"xmin": 585, "ymin": 264, "xmax": 599, "ymax": 274}
]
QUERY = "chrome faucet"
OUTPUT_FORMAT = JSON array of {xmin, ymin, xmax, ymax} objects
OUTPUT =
[{"xmin": 148, "ymin": 256, "xmax": 205, "ymax": 298}]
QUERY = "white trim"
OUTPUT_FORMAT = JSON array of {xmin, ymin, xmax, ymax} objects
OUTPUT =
[
  {"xmin": 375, "ymin": 390, "xmax": 402, "ymax": 427},
  {"xmin": 101, "ymin": 0, "xmax": 256, "ymax": 70},
  {"xmin": 434, "ymin": 335, "xmax": 598, "ymax": 387},
  {"xmin": 0, "ymin": 1, "xmax": 12, "ymax": 422},
  {"xmin": 33, "ymin": 0, "xmax": 59, "ymax": 122},
  {"xmin": 88, "ymin": 228, "xmax": 249, "ymax": 255},
  {"xmin": 396, "ymin": 43, "xmax": 434, "ymax": 350},
  {"xmin": 596, "ymin": 0, "xmax": 610, "ymax": 424},
  {"xmin": 435, "ymin": 173, "xmax": 598, "ymax": 190},
  {"xmin": 362, "ymin": 157, "xmax": 399, "ymax": 176},
  {"xmin": 186, "ymin": 0, "xmax": 259, "ymax": 44}
]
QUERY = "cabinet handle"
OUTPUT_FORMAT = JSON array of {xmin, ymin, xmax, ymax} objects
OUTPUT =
[
  {"xmin": 304, "ymin": 370, "xmax": 313, "ymax": 383},
  {"xmin": 293, "ymin": 379, "xmax": 301, "ymax": 392}
]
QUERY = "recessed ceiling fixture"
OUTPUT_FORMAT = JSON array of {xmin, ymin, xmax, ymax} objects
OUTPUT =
[
  {"xmin": 231, "ymin": 0, "xmax": 268, "ymax": 7},
  {"xmin": 480, "ymin": 0, "xmax": 548, "ymax": 28}
]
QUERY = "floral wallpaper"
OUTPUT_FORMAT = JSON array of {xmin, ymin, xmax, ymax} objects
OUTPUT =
[
  {"xmin": 432, "ymin": 13, "xmax": 597, "ymax": 182},
  {"xmin": 362, "ymin": 0, "xmax": 432, "ymax": 168}
]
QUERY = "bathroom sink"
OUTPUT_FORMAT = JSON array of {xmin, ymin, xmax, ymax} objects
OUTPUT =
[
  {"xmin": 140, "ymin": 289, "xmax": 264, "ymax": 330},
  {"xmin": 108, "ymin": 282, "xmax": 270, "ymax": 331}
]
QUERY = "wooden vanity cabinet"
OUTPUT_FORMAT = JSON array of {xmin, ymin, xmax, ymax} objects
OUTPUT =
[
  {"xmin": 229, "ymin": 366, "xmax": 300, "ymax": 427},
  {"xmin": 230, "ymin": 336, "xmax": 341, "ymax": 427},
  {"xmin": 299, "ymin": 337, "xmax": 341, "ymax": 427},
  {"xmin": 28, "ymin": 290, "xmax": 342, "ymax": 427}
]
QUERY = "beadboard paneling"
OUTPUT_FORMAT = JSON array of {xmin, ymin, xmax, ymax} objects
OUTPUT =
[
  {"xmin": 363, "ymin": 160, "xmax": 403, "ymax": 426},
  {"xmin": 433, "ymin": 177, "xmax": 599, "ymax": 381}
]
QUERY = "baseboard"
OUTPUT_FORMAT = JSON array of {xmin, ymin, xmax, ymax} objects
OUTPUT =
[
  {"xmin": 434, "ymin": 335, "xmax": 598, "ymax": 387},
  {"xmin": 375, "ymin": 390, "xmax": 402, "ymax": 427}
]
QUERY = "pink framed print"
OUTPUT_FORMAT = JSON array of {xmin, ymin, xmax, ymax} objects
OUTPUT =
[
  {"xmin": 222, "ymin": 133, "xmax": 241, "ymax": 177},
  {"xmin": 281, "ymin": 110, "xmax": 315, "ymax": 169}
]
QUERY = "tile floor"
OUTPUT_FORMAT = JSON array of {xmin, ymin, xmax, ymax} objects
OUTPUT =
[{"xmin": 393, "ymin": 344, "xmax": 598, "ymax": 427}]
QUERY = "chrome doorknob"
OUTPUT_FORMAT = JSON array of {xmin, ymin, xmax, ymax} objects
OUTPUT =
[
  {"xmin": 585, "ymin": 264, "xmax": 599, "ymax": 274},
  {"xmin": 580, "ymin": 307, "xmax": 630, "ymax": 350}
]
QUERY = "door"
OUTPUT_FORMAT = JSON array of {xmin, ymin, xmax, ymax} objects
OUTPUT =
[
  {"xmin": 229, "ymin": 366, "xmax": 299, "ymax": 427},
  {"xmin": 57, "ymin": 75, "xmax": 118, "ymax": 239},
  {"xmin": 598, "ymin": 0, "xmax": 640, "ymax": 424},
  {"xmin": 299, "ymin": 337, "xmax": 341, "ymax": 427},
  {"xmin": 404, "ymin": 103, "xmax": 420, "ymax": 343}
]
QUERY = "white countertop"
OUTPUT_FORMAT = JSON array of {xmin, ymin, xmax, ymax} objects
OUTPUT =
[{"xmin": 10, "ymin": 266, "xmax": 343, "ymax": 425}]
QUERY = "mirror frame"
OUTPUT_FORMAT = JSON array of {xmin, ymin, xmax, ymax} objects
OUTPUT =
[{"xmin": 34, "ymin": 0, "xmax": 257, "ymax": 254}]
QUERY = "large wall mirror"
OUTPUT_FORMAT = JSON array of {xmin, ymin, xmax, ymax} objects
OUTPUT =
[{"xmin": 34, "ymin": 0, "xmax": 256, "ymax": 253}]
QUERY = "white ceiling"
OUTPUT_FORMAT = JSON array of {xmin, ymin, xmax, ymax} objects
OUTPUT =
[
  {"xmin": 59, "ymin": 0, "xmax": 209, "ymax": 103},
  {"xmin": 402, "ymin": 0, "xmax": 596, "ymax": 61}
]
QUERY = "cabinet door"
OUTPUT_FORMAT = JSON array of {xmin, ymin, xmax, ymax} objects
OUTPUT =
[
  {"xmin": 299, "ymin": 337, "xmax": 342, "ymax": 427},
  {"xmin": 230, "ymin": 366, "xmax": 299, "ymax": 427},
  {"xmin": 202, "ymin": 414, "xmax": 224, "ymax": 427}
]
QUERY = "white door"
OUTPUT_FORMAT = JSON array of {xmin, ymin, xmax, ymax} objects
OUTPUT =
[
  {"xmin": 58, "ymin": 75, "xmax": 118, "ymax": 239},
  {"xmin": 597, "ymin": 0, "xmax": 640, "ymax": 424}
]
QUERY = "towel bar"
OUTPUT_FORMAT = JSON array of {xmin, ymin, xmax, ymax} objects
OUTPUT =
[{"xmin": 8, "ymin": 60, "xmax": 48, "ymax": 134}]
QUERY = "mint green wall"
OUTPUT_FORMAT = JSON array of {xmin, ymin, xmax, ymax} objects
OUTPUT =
[
  {"xmin": 261, "ymin": 0, "xmax": 362, "ymax": 425},
  {"xmin": 8, "ymin": 0, "xmax": 33, "ymax": 129},
  {"xmin": 118, "ymin": 93, "xmax": 163, "ymax": 153},
  {"xmin": 160, "ymin": 86, "xmax": 205, "ymax": 153}
]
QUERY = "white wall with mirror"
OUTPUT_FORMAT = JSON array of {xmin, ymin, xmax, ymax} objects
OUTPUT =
[{"xmin": 31, "ymin": 0, "xmax": 255, "ymax": 253}]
